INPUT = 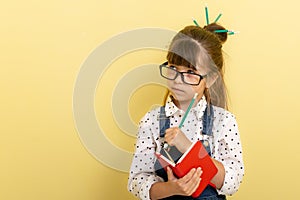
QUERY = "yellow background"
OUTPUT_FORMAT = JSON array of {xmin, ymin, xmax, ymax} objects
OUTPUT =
[{"xmin": 1, "ymin": 0, "xmax": 300, "ymax": 199}]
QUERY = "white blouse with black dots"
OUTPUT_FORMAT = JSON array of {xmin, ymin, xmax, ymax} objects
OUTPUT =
[{"xmin": 128, "ymin": 96, "xmax": 244, "ymax": 200}]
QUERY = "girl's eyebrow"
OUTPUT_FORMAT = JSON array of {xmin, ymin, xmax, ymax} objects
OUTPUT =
[
  {"xmin": 176, "ymin": 66, "xmax": 198, "ymax": 72},
  {"xmin": 168, "ymin": 63, "xmax": 198, "ymax": 72}
]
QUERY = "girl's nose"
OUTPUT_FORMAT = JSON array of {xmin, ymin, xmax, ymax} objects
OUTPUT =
[{"xmin": 173, "ymin": 73, "xmax": 183, "ymax": 84}]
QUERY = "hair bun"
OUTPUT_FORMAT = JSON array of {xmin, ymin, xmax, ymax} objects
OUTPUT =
[{"xmin": 204, "ymin": 23, "xmax": 228, "ymax": 44}]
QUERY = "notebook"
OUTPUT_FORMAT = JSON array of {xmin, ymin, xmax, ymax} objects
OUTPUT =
[{"xmin": 155, "ymin": 141, "xmax": 218, "ymax": 198}]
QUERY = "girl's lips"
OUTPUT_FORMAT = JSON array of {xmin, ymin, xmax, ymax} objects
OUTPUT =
[{"xmin": 171, "ymin": 87, "xmax": 185, "ymax": 93}]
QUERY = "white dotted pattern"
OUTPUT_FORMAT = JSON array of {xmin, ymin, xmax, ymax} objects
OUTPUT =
[{"xmin": 128, "ymin": 97, "xmax": 244, "ymax": 199}]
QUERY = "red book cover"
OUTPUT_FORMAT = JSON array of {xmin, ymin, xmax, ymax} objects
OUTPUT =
[{"xmin": 155, "ymin": 141, "xmax": 218, "ymax": 198}]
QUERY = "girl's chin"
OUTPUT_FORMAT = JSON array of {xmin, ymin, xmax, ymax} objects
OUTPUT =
[
  {"xmin": 171, "ymin": 94, "xmax": 190, "ymax": 103},
  {"xmin": 170, "ymin": 89, "xmax": 185, "ymax": 97}
]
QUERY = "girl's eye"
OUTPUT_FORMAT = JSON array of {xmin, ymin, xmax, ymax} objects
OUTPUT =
[
  {"xmin": 169, "ymin": 65, "xmax": 176, "ymax": 70},
  {"xmin": 187, "ymin": 69, "xmax": 196, "ymax": 74}
]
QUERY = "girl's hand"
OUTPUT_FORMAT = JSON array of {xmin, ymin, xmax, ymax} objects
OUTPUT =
[
  {"xmin": 164, "ymin": 127, "xmax": 192, "ymax": 153},
  {"xmin": 166, "ymin": 166, "xmax": 202, "ymax": 196}
]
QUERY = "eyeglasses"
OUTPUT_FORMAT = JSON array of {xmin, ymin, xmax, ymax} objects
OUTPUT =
[{"xmin": 159, "ymin": 62, "xmax": 206, "ymax": 86}]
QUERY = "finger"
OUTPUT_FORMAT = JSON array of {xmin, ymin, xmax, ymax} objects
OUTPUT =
[
  {"xmin": 191, "ymin": 168, "xmax": 203, "ymax": 188},
  {"xmin": 196, "ymin": 167, "xmax": 203, "ymax": 177},
  {"xmin": 184, "ymin": 168, "xmax": 202, "ymax": 195},
  {"xmin": 193, "ymin": 167, "xmax": 202, "ymax": 184},
  {"xmin": 179, "ymin": 168, "xmax": 196, "ymax": 184},
  {"xmin": 165, "ymin": 128, "xmax": 176, "ymax": 138},
  {"xmin": 165, "ymin": 128, "xmax": 179, "ymax": 143},
  {"xmin": 164, "ymin": 132, "xmax": 175, "ymax": 145},
  {"xmin": 187, "ymin": 177, "xmax": 202, "ymax": 195},
  {"xmin": 166, "ymin": 127, "xmax": 180, "ymax": 135}
]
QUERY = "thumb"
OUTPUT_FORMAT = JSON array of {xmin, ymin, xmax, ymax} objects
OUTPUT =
[{"xmin": 166, "ymin": 167, "xmax": 176, "ymax": 181}]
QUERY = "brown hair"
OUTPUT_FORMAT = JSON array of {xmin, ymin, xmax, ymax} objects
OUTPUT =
[{"xmin": 165, "ymin": 23, "xmax": 229, "ymax": 109}]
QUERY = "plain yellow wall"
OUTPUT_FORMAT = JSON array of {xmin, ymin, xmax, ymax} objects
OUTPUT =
[{"xmin": 1, "ymin": 0, "xmax": 300, "ymax": 199}]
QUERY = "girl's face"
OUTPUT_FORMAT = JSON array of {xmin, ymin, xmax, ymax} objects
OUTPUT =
[{"xmin": 167, "ymin": 63, "xmax": 206, "ymax": 107}]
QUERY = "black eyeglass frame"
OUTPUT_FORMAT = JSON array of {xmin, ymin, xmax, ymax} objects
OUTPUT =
[{"xmin": 159, "ymin": 62, "xmax": 206, "ymax": 86}]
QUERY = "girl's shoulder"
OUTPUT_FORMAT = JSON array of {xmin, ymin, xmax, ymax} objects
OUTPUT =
[
  {"xmin": 138, "ymin": 106, "xmax": 161, "ymax": 127},
  {"xmin": 212, "ymin": 105, "xmax": 237, "ymax": 123}
]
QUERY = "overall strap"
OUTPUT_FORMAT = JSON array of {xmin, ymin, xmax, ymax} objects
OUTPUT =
[
  {"xmin": 154, "ymin": 106, "xmax": 171, "ymax": 182},
  {"xmin": 202, "ymin": 104, "xmax": 214, "ymax": 136},
  {"xmin": 159, "ymin": 106, "xmax": 170, "ymax": 137}
]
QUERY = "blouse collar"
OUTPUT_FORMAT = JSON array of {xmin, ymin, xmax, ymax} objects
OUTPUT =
[{"xmin": 165, "ymin": 95, "xmax": 207, "ymax": 121}]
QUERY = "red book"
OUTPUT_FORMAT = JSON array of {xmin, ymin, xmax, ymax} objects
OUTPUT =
[{"xmin": 155, "ymin": 141, "xmax": 218, "ymax": 198}]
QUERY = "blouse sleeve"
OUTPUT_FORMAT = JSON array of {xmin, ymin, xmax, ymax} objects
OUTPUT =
[
  {"xmin": 214, "ymin": 112, "xmax": 244, "ymax": 195},
  {"xmin": 127, "ymin": 111, "xmax": 164, "ymax": 200}
]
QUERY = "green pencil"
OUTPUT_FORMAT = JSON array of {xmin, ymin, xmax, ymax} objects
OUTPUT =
[
  {"xmin": 214, "ymin": 13, "xmax": 222, "ymax": 23},
  {"xmin": 192, "ymin": 18, "xmax": 200, "ymax": 26},
  {"xmin": 214, "ymin": 29, "xmax": 229, "ymax": 33},
  {"xmin": 179, "ymin": 93, "xmax": 198, "ymax": 128},
  {"xmin": 205, "ymin": 6, "xmax": 209, "ymax": 25}
]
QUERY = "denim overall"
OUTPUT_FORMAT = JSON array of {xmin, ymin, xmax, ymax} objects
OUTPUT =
[{"xmin": 154, "ymin": 105, "xmax": 226, "ymax": 200}]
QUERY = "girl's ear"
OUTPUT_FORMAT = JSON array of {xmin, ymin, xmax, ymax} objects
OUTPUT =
[{"xmin": 205, "ymin": 72, "xmax": 219, "ymax": 88}]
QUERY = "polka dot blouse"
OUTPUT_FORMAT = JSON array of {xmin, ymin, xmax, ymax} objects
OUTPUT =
[{"xmin": 128, "ymin": 96, "xmax": 244, "ymax": 199}]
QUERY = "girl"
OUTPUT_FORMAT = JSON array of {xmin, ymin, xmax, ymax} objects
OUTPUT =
[{"xmin": 128, "ymin": 24, "xmax": 244, "ymax": 200}]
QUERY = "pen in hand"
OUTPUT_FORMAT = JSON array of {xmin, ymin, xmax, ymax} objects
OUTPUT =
[{"xmin": 164, "ymin": 93, "xmax": 198, "ymax": 150}]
